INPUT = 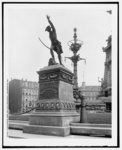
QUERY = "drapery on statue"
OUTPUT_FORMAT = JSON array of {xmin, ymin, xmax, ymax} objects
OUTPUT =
[{"xmin": 45, "ymin": 15, "xmax": 63, "ymax": 65}]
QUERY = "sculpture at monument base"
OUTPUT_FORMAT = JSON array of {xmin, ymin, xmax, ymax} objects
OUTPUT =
[{"xmin": 48, "ymin": 57, "xmax": 57, "ymax": 66}]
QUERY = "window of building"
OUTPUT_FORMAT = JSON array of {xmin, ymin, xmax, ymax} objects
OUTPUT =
[
  {"xmin": 29, "ymin": 101, "xmax": 31, "ymax": 106},
  {"xmin": 21, "ymin": 81, "xmax": 24, "ymax": 87},
  {"xmin": 31, "ymin": 83, "xmax": 33, "ymax": 88},
  {"xmin": 105, "ymin": 91, "xmax": 108, "ymax": 97},
  {"xmin": 34, "ymin": 90, "xmax": 36, "ymax": 95},
  {"xmin": 32, "ymin": 83, "xmax": 34, "ymax": 88},
  {"xmin": 35, "ymin": 83, "xmax": 37, "ymax": 88},
  {"xmin": 25, "ymin": 82, "xmax": 28, "ymax": 87},
  {"xmin": 29, "ymin": 82, "xmax": 31, "ymax": 88}
]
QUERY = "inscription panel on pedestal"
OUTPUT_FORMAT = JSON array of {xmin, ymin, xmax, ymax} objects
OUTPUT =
[{"xmin": 39, "ymin": 81, "xmax": 59, "ymax": 100}]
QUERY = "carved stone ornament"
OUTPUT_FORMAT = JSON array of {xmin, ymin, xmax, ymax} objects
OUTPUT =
[
  {"xmin": 38, "ymin": 67, "xmax": 73, "ymax": 85},
  {"xmin": 36, "ymin": 101, "xmax": 76, "ymax": 111}
]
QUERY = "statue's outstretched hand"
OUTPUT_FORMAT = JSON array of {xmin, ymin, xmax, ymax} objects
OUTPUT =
[{"xmin": 47, "ymin": 15, "xmax": 50, "ymax": 20}]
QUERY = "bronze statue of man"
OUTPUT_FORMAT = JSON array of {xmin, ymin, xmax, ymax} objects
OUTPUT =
[{"xmin": 45, "ymin": 15, "xmax": 63, "ymax": 65}]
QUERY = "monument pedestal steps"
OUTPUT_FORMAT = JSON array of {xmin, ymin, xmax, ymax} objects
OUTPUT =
[{"xmin": 9, "ymin": 120, "xmax": 111, "ymax": 137}]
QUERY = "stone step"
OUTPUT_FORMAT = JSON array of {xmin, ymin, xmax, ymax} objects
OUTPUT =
[
  {"xmin": 70, "ymin": 123, "xmax": 111, "ymax": 137},
  {"xmin": 9, "ymin": 120, "xmax": 111, "ymax": 137},
  {"xmin": 70, "ymin": 123, "xmax": 111, "ymax": 128},
  {"xmin": 23, "ymin": 124, "xmax": 70, "ymax": 137},
  {"xmin": 9, "ymin": 120, "xmax": 29, "ymax": 123},
  {"xmin": 9, "ymin": 120, "xmax": 29, "ymax": 130}
]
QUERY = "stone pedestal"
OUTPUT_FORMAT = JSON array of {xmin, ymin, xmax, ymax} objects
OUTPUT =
[{"xmin": 23, "ymin": 64, "xmax": 80, "ymax": 136}]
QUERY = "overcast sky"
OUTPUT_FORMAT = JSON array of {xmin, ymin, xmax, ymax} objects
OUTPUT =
[{"xmin": 4, "ymin": 3, "xmax": 113, "ymax": 86}]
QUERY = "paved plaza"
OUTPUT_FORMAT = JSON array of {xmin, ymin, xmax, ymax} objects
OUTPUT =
[{"xmin": 8, "ymin": 129, "xmax": 106, "ymax": 139}]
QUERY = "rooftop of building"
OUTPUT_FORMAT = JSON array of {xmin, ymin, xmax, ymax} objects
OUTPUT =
[
  {"xmin": 9, "ymin": 78, "xmax": 39, "ymax": 89},
  {"xmin": 79, "ymin": 82, "xmax": 101, "ymax": 91},
  {"xmin": 9, "ymin": 78, "xmax": 38, "ymax": 84}
]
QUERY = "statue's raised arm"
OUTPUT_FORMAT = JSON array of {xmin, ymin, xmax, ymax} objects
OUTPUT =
[{"xmin": 47, "ymin": 15, "xmax": 56, "ymax": 32}]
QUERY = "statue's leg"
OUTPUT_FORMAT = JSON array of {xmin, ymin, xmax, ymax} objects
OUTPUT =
[
  {"xmin": 56, "ymin": 45, "xmax": 62, "ymax": 65},
  {"xmin": 50, "ymin": 45, "xmax": 56, "ymax": 63},
  {"xmin": 58, "ymin": 53, "xmax": 62, "ymax": 65}
]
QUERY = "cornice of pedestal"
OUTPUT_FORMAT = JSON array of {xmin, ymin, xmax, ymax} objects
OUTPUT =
[{"xmin": 37, "ymin": 64, "xmax": 74, "ymax": 85}]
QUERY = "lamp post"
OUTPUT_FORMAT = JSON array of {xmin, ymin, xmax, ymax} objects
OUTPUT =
[
  {"xmin": 66, "ymin": 28, "xmax": 84, "ymax": 89},
  {"xmin": 78, "ymin": 91, "xmax": 87, "ymax": 123},
  {"xmin": 65, "ymin": 28, "xmax": 85, "ymax": 98},
  {"xmin": 65, "ymin": 28, "xmax": 87, "ymax": 122}
]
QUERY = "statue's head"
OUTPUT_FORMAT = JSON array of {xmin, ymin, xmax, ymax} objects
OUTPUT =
[{"xmin": 45, "ymin": 26, "xmax": 51, "ymax": 32}]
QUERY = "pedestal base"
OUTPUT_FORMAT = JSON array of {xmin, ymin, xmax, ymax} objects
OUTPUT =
[
  {"xmin": 29, "ymin": 112, "xmax": 80, "ymax": 126},
  {"xmin": 23, "ymin": 112, "xmax": 80, "ymax": 136},
  {"xmin": 23, "ymin": 125, "xmax": 70, "ymax": 136}
]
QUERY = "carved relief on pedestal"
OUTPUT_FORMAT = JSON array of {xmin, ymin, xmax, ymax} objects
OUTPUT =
[
  {"xmin": 49, "ymin": 72, "xmax": 58, "ymax": 79},
  {"xmin": 60, "ymin": 72, "xmax": 73, "ymax": 84},
  {"xmin": 39, "ymin": 74, "xmax": 48, "ymax": 80},
  {"xmin": 38, "ymin": 69, "xmax": 73, "ymax": 85},
  {"xmin": 36, "ymin": 101, "xmax": 76, "ymax": 111},
  {"xmin": 39, "ymin": 71, "xmax": 59, "ymax": 83}
]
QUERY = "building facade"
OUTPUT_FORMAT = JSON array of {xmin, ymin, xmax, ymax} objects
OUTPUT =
[
  {"xmin": 9, "ymin": 79, "xmax": 39, "ymax": 114},
  {"xmin": 99, "ymin": 35, "xmax": 112, "ymax": 111},
  {"xmin": 74, "ymin": 82, "xmax": 105, "ymax": 111},
  {"xmin": 102, "ymin": 35, "xmax": 112, "ymax": 95},
  {"xmin": 80, "ymin": 82, "xmax": 101, "ymax": 102}
]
